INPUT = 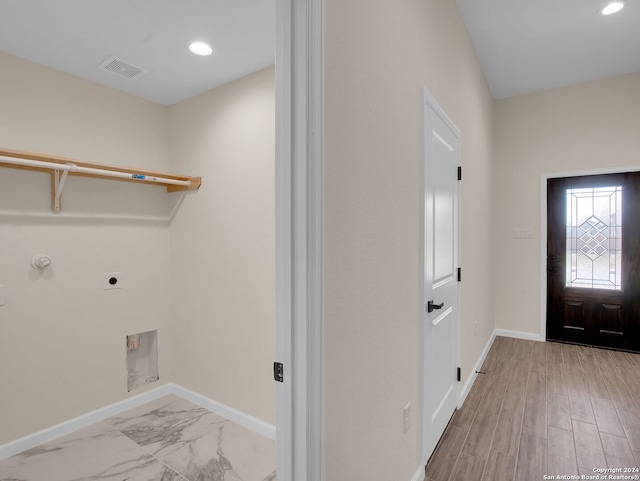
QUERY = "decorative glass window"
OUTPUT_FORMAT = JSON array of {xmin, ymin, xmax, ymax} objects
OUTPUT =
[{"xmin": 566, "ymin": 186, "xmax": 622, "ymax": 290}]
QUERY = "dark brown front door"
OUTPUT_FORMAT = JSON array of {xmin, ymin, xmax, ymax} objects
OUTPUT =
[{"xmin": 547, "ymin": 172, "xmax": 640, "ymax": 352}]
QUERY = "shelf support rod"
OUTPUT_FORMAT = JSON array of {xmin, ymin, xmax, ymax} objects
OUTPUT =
[
  {"xmin": 0, "ymin": 151, "xmax": 200, "ymax": 213},
  {"xmin": 0, "ymin": 155, "xmax": 192, "ymax": 187}
]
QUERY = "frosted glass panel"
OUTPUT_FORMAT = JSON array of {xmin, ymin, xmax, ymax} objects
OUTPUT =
[{"xmin": 566, "ymin": 186, "xmax": 622, "ymax": 290}]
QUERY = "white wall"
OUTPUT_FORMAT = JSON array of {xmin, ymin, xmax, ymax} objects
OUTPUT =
[
  {"xmin": 0, "ymin": 52, "xmax": 174, "ymax": 445},
  {"xmin": 168, "ymin": 67, "xmax": 276, "ymax": 425},
  {"xmin": 323, "ymin": 0, "xmax": 494, "ymax": 479},
  {"xmin": 493, "ymin": 72, "xmax": 640, "ymax": 336}
]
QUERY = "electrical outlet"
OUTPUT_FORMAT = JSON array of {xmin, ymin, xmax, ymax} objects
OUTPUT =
[
  {"xmin": 403, "ymin": 403, "xmax": 411, "ymax": 434},
  {"xmin": 104, "ymin": 272, "xmax": 122, "ymax": 290}
]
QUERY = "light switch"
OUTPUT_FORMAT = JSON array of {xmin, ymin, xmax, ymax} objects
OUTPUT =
[
  {"xmin": 514, "ymin": 228, "xmax": 534, "ymax": 239},
  {"xmin": 0, "ymin": 285, "xmax": 5, "ymax": 306}
]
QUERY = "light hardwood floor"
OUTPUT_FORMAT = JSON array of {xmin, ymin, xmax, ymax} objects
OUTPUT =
[{"xmin": 424, "ymin": 336, "xmax": 640, "ymax": 481}]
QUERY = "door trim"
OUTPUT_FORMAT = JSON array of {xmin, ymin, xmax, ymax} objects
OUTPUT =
[
  {"xmin": 539, "ymin": 165, "xmax": 640, "ymax": 343},
  {"xmin": 421, "ymin": 88, "xmax": 461, "ymax": 465},
  {"xmin": 275, "ymin": 0, "xmax": 325, "ymax": 480}
]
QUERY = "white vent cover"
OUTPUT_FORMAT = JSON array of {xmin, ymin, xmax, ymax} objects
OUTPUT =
[{"xmin": 99, "ymin": 57, "xmax": 147, "ymax": 80}]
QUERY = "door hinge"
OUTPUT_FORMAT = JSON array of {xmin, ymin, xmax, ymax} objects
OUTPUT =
[
  {"xmin": 457, "ymin": 267, "xmax": 461, "ymax": 282},
  {"xmin": 457, "ymin": 367, "xmax": 461, "ymax": 382},
  {"xmin": 457, "ymin": 166, "xmax": 462, "ymax": 181},
  {"xmin": 273, "ymin": 362, "xmax": 284, "ymax": 383}
]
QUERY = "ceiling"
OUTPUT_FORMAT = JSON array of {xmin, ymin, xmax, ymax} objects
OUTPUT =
[
  {"xmin": 457, "ymin": 0, "xmax": 640, "ymax": 99},
  {"xmin": 0, "ymin": 1, "xmax": 637, "ymax": 103},
  {"xmin": 0, "ymin": 0, "xmax": 275, "ymax": 105}
]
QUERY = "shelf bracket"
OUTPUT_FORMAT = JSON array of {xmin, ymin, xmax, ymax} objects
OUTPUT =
[{"xmin": 51, "ymin": 166, "xmax": 71, "ymax": 213}]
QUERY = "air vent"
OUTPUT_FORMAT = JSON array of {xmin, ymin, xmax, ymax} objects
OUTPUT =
[{"xmin": 99, "ymin": 56, "xmax": 147, "ymax": 80}]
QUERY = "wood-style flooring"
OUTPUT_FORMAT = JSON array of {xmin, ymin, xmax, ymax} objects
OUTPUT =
[{"xmin": 424, "ymin": 336, "xmax": 640, "ymax": 481}]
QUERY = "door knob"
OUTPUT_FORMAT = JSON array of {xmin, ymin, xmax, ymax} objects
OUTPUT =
[{"xmin": 427, "ymin": 300, "xmax": 444, "ymax": 313}]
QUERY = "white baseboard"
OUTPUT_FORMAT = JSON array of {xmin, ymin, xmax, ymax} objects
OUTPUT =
[
  {"xmin": 170, "ymin": 384, "xmax": 276, "ymax": 441},
  {"xmin": 410, "ymin": 465, "xmax": 425, "ymax": 481},
  {"xmin": 0, "ymin": 383, "xmax": 275, "ymax": 461},
  {"xmin": 494, "ymin": 328, "xmax": 544, "ymax": 342},
  {"xmin": 457, "ymin": 328, "xmax": 545, "ymax": 409},
  {"xmin": 459, "ymin": 330, "xmax": 496, "ymax": 407},
  {"xmin": 0, "ymin": 383, "xmax": 174, "ymax": 460}
]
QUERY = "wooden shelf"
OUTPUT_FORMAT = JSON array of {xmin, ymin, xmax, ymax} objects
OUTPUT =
[{"xmin": 0, "ymin": 148, "xmax": 201, "ymax": 212}]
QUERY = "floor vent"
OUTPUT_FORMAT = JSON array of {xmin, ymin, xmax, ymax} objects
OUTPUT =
[{"xmin": 99, "ymin": 56, "xmax": 147, "ymax": 80}]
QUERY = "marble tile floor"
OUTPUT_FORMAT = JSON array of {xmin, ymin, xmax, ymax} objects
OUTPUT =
[{"xmin": 0, "ymin": 394, "xmax": 276, "ymax": 481}]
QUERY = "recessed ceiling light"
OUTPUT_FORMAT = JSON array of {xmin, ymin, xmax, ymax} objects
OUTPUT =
[
  {"xmin": 601, "ymin": 1, "xmax": 625, "ymax": 15},
  {"xmin": 188, "ymin": 41, "xmax": 215, "ymax": 56}
]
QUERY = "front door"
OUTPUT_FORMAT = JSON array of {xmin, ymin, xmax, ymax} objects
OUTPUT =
[
  {"xmin": 422, "ymin": 91, "xmax": 460, "ymax": 461},
  {"xmin": 547, "ymin": 172, "xmax": 640, "ymax": 352}
]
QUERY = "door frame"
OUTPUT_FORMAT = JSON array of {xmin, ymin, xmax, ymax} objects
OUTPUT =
[
  {"xmin": 275, "ymin": 0, "xmax": 325, "ymax": 480},
  {"xmin": 539, "ymin": 165, "xmax": 640, "ymax": 343},
  {"xmin": 421, "ymin": 88, "xmax": 462, "ymax": 465}
]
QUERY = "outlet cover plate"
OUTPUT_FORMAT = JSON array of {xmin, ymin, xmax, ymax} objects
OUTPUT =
[{"xmin": 104, "ymin": 272, "xmax": 122, "ymax": 290}]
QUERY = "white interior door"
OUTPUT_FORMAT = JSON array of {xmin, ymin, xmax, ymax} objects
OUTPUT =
[{"xmin": 422, "ymin": 89, "xmax": 461, "ymax": 462}]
